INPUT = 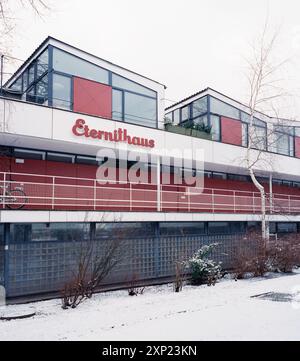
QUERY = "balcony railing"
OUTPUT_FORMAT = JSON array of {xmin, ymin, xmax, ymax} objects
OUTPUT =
[{"xmin": 0, "ymin": 171, "xmax": 300, "ymax": 214}]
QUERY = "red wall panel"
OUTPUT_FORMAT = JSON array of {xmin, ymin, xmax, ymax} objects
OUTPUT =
[
  {"xmin": 0, "ymin": 156, "xmax": 11, "ymax": 173},
  {"xmin": 221, "ymin": 117, "xmax": 242, "ymax": 146},
  {"xmin": 295, "ymin": 136, "xmax": 300, "ymax": 158},
  {"xmin": 73, "ymin": 77, "xmax": 112, "ymax": 118}
]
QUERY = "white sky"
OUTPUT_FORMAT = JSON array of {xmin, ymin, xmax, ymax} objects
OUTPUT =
[{"xmin": 5, "ymin": 0, "xmax": 300, "ymax": 118}]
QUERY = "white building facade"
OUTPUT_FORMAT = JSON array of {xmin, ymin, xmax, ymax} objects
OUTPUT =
[{"xmin": 0, "ymin": 37, "xmax": 299, "ymax": 299}]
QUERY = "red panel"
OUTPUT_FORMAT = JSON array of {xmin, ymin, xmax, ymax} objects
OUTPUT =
[
  {"xmin": 295, "ymin": 136, "xmax": 300, "ymax": 158},
  {"xmin": 0, "ymin": 156, "xmax": 11, "ymax": 173},
  {"xmin": 73, "ymin": 77, "xmax": 112, "ymax": 118},
  {"xmin": 221, "ymin": 117, "xmax": 242, "ymax": 146}
]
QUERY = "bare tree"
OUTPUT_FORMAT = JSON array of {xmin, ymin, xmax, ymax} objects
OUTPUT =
[
  {"xmin": 244, "ymin": 21, "xmax": 293, "ymax": 241},
  {"xmin": 0, "ymin": 0, "xmax": 49, "ymax": 23},
  {"xmin": 0, "ymin": 0, "xmax": 51, "ymax": 65}
]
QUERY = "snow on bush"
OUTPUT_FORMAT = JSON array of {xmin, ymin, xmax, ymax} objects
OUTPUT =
[{"xmin": 185, "ymin": 244, "xmax": 222, "ymax": 286}]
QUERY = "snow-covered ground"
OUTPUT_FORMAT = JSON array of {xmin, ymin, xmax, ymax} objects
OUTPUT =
[{"xmin": 1, "ymin": 272, "xmax": 300, "ymax": 341}]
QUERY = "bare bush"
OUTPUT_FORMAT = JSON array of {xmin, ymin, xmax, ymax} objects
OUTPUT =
[
  {"xmin": 127, "ymin": 273, "xmax": 145, "ymax": 296},
  {"xmin": 232, "ymin": 231, "xmax": 300, "ymax": 279},
  {"xmin": 272, "ymin": 233, "xmax": 300, "ymax": 273},
  {"xmin": 174, "ymin": 260, "xmax": 186, "ymax": 293},
  {"xmin": 232, "ymin": 231, "xmax": 270, "ymax": 279},
  {"xmin": 61, "ymin": 238, "xmax": 125, "ymax": 309}
]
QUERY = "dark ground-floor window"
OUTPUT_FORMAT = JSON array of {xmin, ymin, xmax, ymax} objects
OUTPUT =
[
  {"xmin": 159, "ymin": 222, "xmax": 206, "ymax": 236},
  {"xmin": 95, "ymin": 222, "xmax": 156, "ymax": 240},
  {"xmin": 6, "ymin": 221, "xmax": 300, "ymax": 245},
  {"xmin": 277, "ymin": 223, "xmax": 298, "ymax": 233},
  {"xmin": 11, "ymin": 223, "xmax": 90, "ymax": 243}
]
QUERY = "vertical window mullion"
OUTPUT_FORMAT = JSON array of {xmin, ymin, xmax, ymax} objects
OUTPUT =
[
  {"xmin": 48, "ymin": 45, "xmax": 54, "ymax": 107},
  {"xmin": 207, "ymin": 95, "xmax": 211, "ymax": 128},
  {"xmin": 122, "ymin": 90, "xmax": 125, "ymax": 121}
]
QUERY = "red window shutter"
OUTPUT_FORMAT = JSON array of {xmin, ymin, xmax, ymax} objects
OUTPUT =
[
  {"xmin": 73, "ymin": 77, "xmax": 112, "ymax": 118},
  {"xmin": 295, "ymin": 136, "xmax": 300, "ymax": 158},
  {"xmin": 221, "ymin": 117, "xmax": 242, "ymax": 146}
]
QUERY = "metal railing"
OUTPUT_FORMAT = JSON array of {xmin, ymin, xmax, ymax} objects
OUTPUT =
[{"xmin": 0, "ymin": 171, "xmax": 300, "ymax": 214}]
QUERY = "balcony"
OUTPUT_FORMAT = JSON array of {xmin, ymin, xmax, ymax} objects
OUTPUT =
[{"xmin": 1, "ymin": 171, "xmax": 300, "ymax": 214}]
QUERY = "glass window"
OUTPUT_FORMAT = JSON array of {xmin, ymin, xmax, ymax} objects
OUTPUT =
[
  {"xmin": 26, "ymin": 86, "xmax": 36, "ymax": 103},
  {"xmin": 124, "ymin": 92, "xmax": 157, "ymax": 127},
  {"xmin": 181, "ymin": 105, "xmax": 190, "ymax": 122},
  {"xmin": 230, "ymin": 222, "xmax": 245, "ymax": 233},
  {"xmin": 52, "ymin": 73, "xmax": 72, "ymax": 110},
  {"xmin": 192, "ymin": 97, "xmax": 207, "ymax": 118},
  {"xmin": 112, "ymin": 73, "xmax": 156, "ymax": 97},
  {"xmin": 211, "ymin": 115, "xmax": 220, "ymax": 141},
  {"xmin": 35, "ymin": 75, "xmax": 48, "ymax": 105},
  {"xmin": 272, "ymin": 127, "xmax": 294, "ymax": 157},
  {"xmin": 251, "ymin": 126, "xmax": 267, "ymax": 150},
  {"xmin": 210, "ymin": 97, "xmax": 240, "ymax": 119},
  {"xmin": 269, "ymin": 222, "xmax": 277, "ymax": 234},
  {"xmin": 95, "ymin": 222, "xmax": 156, "ymax": 239},
  {"xmin": 53, "ymin": 47, "xmax": 109, "ymax": 84},
  {"xmin": 241, "ymin": 112, "xmax": 251, "ymax": 123},
  {"xmin": 173, "ymin": 109, "xmax": 180, "ymax": 124},
  {"xmin": 274, "ymin": 132, "xmax": 291, "ymax": 156},
  {"xmin": 165, "ymin": 112, "xmax": 173, "ymax": 123},
  {"xmin": 14, "ymin": 148, "xmax": 45, "ymax": 160},
  {"xmin": 282, "ymin": 180, "xmax": 292, "ymax": 187},
  {"xmin": 274, "ymin": 125, "xmax": 294, "ymax": 135},
  {"xmin": 193, "ymin": 115, "xmax": 208, "ymax": 126},
  {"xmin": 28, "ymin": 63, "xmax": 35, "ymax": 85},
  {"xmin": 11, "ymin": 224, "xmax": 31, "ymax": 243},
  {"xmin": 76, "ymin": 155, "xmax": 98, "ymax": 165},
  {"xmin": 277, "ymin": 223, "xmax": 297, "ymax": 233},
  {"xmin": 295, "ymin": 127, "xmax": 300, "ymax": 137},
  {"xmin": 112, "ymin": 89, "xmax": 123, "ymax": 121},
  {"xmin": 37, "ymin": 50, "xmax": 48, "ymax": 78},
  {"xmin": 241, "ymin": 112, "xmax": 266, "ymax": 127},
  {"xmin": 30, "ymin": 223, "xmax": 90, "ymax": 242},
  {"xmin": 47, "ymin": 152, "xmax": 74, "ymax": 163},
  {"xmin": 22, "ymin": 71, "xmax": 28, "ymax": 92},
  {"xmin": 228, "ymin": 174, "xmax": 249, "ymax": 182},
  {"xmin": 208, "ymin": 222, "xmax": 230, "ymax": 234},
  {"xmin": 10, "ymin": 76, "xmax": 22, "ymax": 92},
  {"xmin": 159, "ymin": 222, "xmax": 206, "ymax": 236},
  {"xmin": 212, "ymin": 172, "xmax": 227, "ymax": 180}
]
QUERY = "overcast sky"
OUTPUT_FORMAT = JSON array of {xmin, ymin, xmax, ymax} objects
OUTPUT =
[{"xmin": 6, "ymin": 0, "xmax": 300, "ymax": 118}]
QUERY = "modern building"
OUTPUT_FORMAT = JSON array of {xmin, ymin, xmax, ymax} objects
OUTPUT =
[{"xmin": 0, "ymin": 37, "xmax": 299, "ymax": 299}]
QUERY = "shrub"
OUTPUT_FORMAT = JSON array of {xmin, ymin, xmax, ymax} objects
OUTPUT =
[
  {"xmin": 61, "ymin": 238, "xmax": 124, "ymax": 309},
  {"xmin": 174, "ymin": 260, "xmax": 186, "ymax": 292},
  {"xmin": 232, "ymin": 231, "xmax": 271, "ymax": 279},
  {"xmin": 127, "ymin": 273, "xmax": 145, "ymax": 296},
  {"xmin": 272, "ymin": 233, "xmax": 300, "ymax": 273},
  {"xmin": 185, "ymin": 244, "xmax": 221, "ymax": 286},
  {"xmin": 232, "ymin": 231, "xmax": 300, "ymax": 279}
]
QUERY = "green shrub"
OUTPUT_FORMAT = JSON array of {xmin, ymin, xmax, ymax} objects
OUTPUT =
[{"xmin": 185, "ymin": 244, "xmax": 222, "ymax": 286}]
